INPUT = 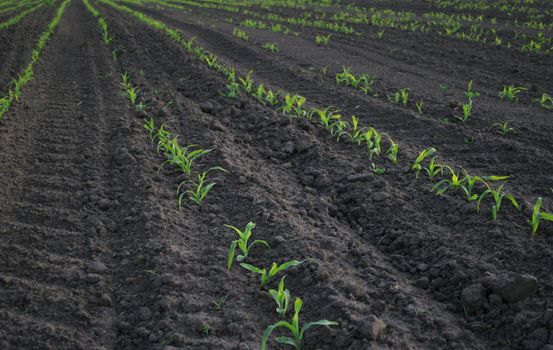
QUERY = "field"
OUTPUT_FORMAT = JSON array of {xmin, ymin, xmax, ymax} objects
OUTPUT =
[{"xmin": 1, "ymin": 0, "xmax": 553, "ymax": 349}]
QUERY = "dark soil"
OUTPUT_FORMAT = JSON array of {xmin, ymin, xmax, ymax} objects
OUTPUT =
[{"xmin": 1, "ymin": 1, "xmax": 553, "ymax": 350}]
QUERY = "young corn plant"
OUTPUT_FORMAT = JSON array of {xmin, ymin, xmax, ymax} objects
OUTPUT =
[
  {"xmin": 233, "ymin": 28, "xmax": 249, "ymax": 41},
  {"xmin": 424, "ymin": 157, "xmax": 444, "ymax": 181},
  {"xmin": 362, "ymin": 128, "xmax": 382, "ymax": 160},
  {"xmin": 226, "ymin": 221, "xmax": 269, "ymax": 271},
  {"xmin": 315, "ymin": 34, "xmax": 331, "ymax": 47},
  {"xmin": 279, "ymin": 95, "xmax": 307, "ymax": 118},
  {"xmin": 254, "ymin": 84, "xmax": 266, "ymax": 102},
  {"xmin": 477, "ymin": 182, "xmax": 520, "ymax": 220},
  {"xmin": 261, "ymin": 297, "xmax": 338, "ymax": 350},
  {"xmin": 386, "ymin": 136, "xmax": 399, "ymax": 164},
  {"xmin": 330, "ymin": 120, "xmax": 349, "ymax": 141},
  {"xmin": 223, "ymin": 81, "xmax": 241, "ymax": 98},
  {"xmin": 159, "ymin": 140, "xmax": 212, "ymax": 175},
  {"xmin": 416, "ymin": 100, "xmax": 424, "ymax": 114},
  {"xmin": 144, "ymin": 117, "xmax": 157, "ymax": 144},
  {"xmin": 530, "ymin": 197, "xmax": 553, "ymax": 238},
  {"xmin": 412, "ymin": 147, "xmax": 436, "ymax": 178},
  {"xmin": 239, "ymin": 71, "xmax": 255, "ymax": 94},
  {"xmin": 455, "ymin": 100, "xmax": 473, "ymax": 124},
  {"xmin": 349, "ymin": 115, "xmax": 365, "ymax": 143},
  {"xmin": 265, "ymin": 90, "xmax": 279, "ymax": 106},
  {"xmin": 499, "ymin": 85, "xmax": 527, "ymax": 102},
  {"xmin": 241, "ymin": 260, "xmax": 303, "ymax": 289},
  {"xmin": 370, "ymin": 163, "xmax": 385, "ymax": 175},
  {"xmin": 177, "ymin": 167, "xmax": 226, "ymax": 208},
  {"xmin": 432, "ymin": 166, "xmax": 463, "ymax": 194},
  {"xmin": 269, "ymin": 276, "xmax": 291, "ymax": 318},
  {"xmin": 492, "ymin": 122, "xmax": 515, "ymax": 135},
  {"xmin": 389, "ymin": 88, "xmax": 409, "ymax": 107},
  {"xmin": 538, "ymin": 93, "xmax": 553, "ymax": 110},
  {"xmin": 262, "ymin": 42, "xmax": 279, "ymax": 52},
  {"xmin": 461, "ymin": 174, "xmax": 509, "ymax": 202},
  {"xmin": 465, "ymin": 80, "xmax": 480, "ymax": 100}
]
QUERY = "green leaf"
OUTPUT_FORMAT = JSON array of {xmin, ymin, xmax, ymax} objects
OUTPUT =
[
  {"xmin": 240, "ymin": 263, "xmax": 261, "ymax": 274},
  {"xmin": 505, "ymin": 194, "xmax": 520, "ymax": 211},
  {"xmin": 301, "ymin": 320, "xmax": 339, "ymax": 339},
  {"xmin": 275, "ymin": 337, "xmax": 296, "ymax": 346},
  {"xmin": 541, "ymin": 212, "xmax": 553, "ymax": 221},
  {"xmin": 227, "ymin": 240, "xmax": 236, "ymax": 271}
]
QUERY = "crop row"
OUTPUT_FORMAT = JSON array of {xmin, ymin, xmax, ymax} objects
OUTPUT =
[
  {"xmin": 102, "ymin": 0, "xmax": 553, "ymax": 237},
  {"xmin": 150, "ymin": 0, "xmax": 553, "ymax": 54},
  {"xmin": 0, "ymin": 1, "xmax": 46, "ymax": 31},
  {"xmin": 222, "ymin": 19, "xmax": 553, "ymax": 117},
  {"xmin": 0, "ymin": 0, "xmax": 70, "ymax": 120},
  {"xmin": 84, "ymin": 2, "xmax": 338, "ymax": 347},
  {"xmin": 0, "ymin": 0, "xmax": 42, "ymax": 15}
]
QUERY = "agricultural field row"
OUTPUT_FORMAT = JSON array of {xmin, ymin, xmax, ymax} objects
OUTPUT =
[{"xmin": 0, "ymin": 0, "xmax": 552, "ymax": 349}]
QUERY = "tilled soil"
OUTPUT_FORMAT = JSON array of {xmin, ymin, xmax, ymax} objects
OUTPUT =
[{"xmin": 1, "ymin": 1, "xmax": 553, "ymax": 350}]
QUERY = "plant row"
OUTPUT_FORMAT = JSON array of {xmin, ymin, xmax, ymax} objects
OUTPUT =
[
  {"xmin": 100, "ymin": 0, "xmax": 399, "ymax": 173},
  {"xmin": 85, "ymin": 3, "xmax": 338, "ymax": 347},
  {"xmin": 0, "ymin": 1, "xmax": 45, "ymax": 31},
  {"xmin": 412, "ymin": 147, "xmax": 553, "ymax": 237},
  {"xmin": 0, "ymin": 0, "xmax": 70, "ymax": 120},
  {"xmin": 150, "ymin": 0, "xmax": 553, "ymax": 55},
  {"xmin": 102, "ymin": 0, "xmax": 553, "ymax": 237}
]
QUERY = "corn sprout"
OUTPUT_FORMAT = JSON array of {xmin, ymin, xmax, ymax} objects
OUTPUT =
[{"xmin": 226, "ymin": 221, "xmax": 269, "ymax": 271}]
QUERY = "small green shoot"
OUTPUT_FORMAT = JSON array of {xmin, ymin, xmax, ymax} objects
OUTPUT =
[
  {"xmin": 226, "ymin": 221, "xmax": 269, "ymax": 271},
  {"xmin": 269, "ymin": 276, "xmax": 291, "ymax": 318},
  {"xmin": 530, "ymin": 197, "xmax": 553, "ymax": 238},
  {"xmin": 261, "ymin": 297, "xmax": 338, "ymax": 350}
]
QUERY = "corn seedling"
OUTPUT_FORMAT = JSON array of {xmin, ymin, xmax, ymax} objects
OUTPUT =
[
  {"xmin": 159, "ymin": 140, "xmax": 212, "ymax": 175},
  {"xmin": 499, "ymin": 85, "xmax": 527, "ymax": 102},
  {"xmin": 461, "ymin": 174, "xmax": 509, "ymax": 202},
  {"xmin": 315, "ymin": 34, "xmax": 331, "ymax": 46},
  {"xmin": 202, "ymin": 322, "xmax": 210, "ymax": 336},
  {"xmin": 177, "ymin": 167, "xmax": 226, "ymax": 208},
  {"xmin": 205, "ymin": 54, "xmax": 218, "ymax": 68},
  {"xmin": 370, "ymin": 163, "xmax": 385, "ymax": 175},
  {"xmin": 465, "ymin": 80, "xmax": 480, "ymax": 100},
  {"xmin": 412, "ymin": 147, "xmax": 436, "ymax": 178},
  {"xmin": 262, "ymin": 42, "xmax": 279, "ymax": 52},
  {"xmin": 424, "ymin": 157, "xmax": 443, "ymax": 181},
  {"xmin": 265, "ymin": 90, "xmax": 279, "ymax": 106},
  {"xmin": 538, "ymin": 93, "xmax": 553, "ymax": 110},
  {"xmin": 350, "ymin": 116, "xmax": 364, "ymax": 143},
  {"xmin": 213, "ymin": 295, "xmax": 229, "ymax": 312},
  {"xmin": 361, "ymin": 128, "xmax": 382, "ymax": 160},
  {"xmin": 455, "ymin": 100, "xmax": 473, "ymax": 124},
  {"xmin": 223, "ymin": 81, "xmax": 240, "ymax": 98},
  {"xmin": 432, "ymin": 166, "xmax": 463, "ymax": 194},
  {"xmin": 254, "ymin": 84, "xmax": 266, "ymax": 102},
  {"xmin": 376, "ymin": 29, "xmax": 385, "ymax": 39},
  {"xmin": 416, "ymin": 100, "xmax": 424, "ymax": 114},
  {"xmin": 226, "ymin": 221, "xmax": 269, "ymax": 271},
  {"xmin": 477, "ymin": 182, "xmax": 520, "ymax": 220},
  {"xmin": 239, "ymin": 71, "xmax": 255, "ymax": 94},
  {"xmin": 492, "ymin": 122, "xmax": 515, "ymax": 135},
  {"xmin": 330, "ymin": 120, "xmax": 349, "ymax": 141},
  {"xmin": 387, "ymin": 137, "xmax": 398, "ymax": 164},
  {"xmin": 233, "ymin": 28, "xmax": 249, "ymax": 41},
  {"xmin": 530, "ymin": 197, "xmax": 553, "ymax": 238},
  {"xmin": 306, "ymin": 107, "xmax": 340, "ymax": 129},
  {"xmin": 144, "ymin": 117, "xmax": 157, "ymax": 143},
  {"xmin": 269, "ymin": 276, "xmax": 291, "ymax": 318},
  {"xmin": 261, "ymin": 297, "xmax": 338, "ymax": 350},
  {"xmin": 389, "ymin": 88, "xmax": 409, "ymax": 107},
  {"xmin": 279, "ymin": 95, "xmax": 307, "ymax": 118},
  {"xmin": 240, "ymin": 260, "xmax": 303, "ymax": 289}
]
